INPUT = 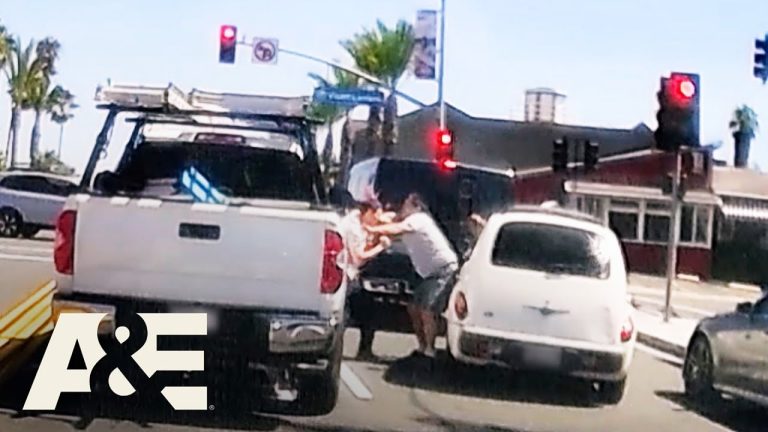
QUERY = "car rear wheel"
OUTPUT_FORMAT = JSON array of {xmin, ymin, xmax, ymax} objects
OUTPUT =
[
  {"xmin": 683, "ymin": 335, "xmax": 718, "ymax": 402},
  {"xmin": 0, "ymin": 208, "xmax": 21, "ymax": 238},
  {"xmin": 596, "ymin": 378, "xmax": 626, "ymax": 405},
  {"xmin": 20, "ymin": 224, "xmax": 40, "ymax": 239}
]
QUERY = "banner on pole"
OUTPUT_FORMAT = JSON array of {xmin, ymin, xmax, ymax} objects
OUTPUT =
[{"xmin": 412, "ymin": 10, "xmax": 437, "ymax": 80}]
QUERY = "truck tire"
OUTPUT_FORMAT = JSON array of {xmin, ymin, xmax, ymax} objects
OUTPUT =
[
  {"xmin": 596, "ymin": 378, "xmax": 626, "ymax": 405},
  {"xmin": 295, "ymin": 353, "xmax": 341, "ymax": 415}
]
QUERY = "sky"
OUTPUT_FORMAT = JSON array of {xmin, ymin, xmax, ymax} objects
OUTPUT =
[{"xmin": 2, "ymin": 0, "xmax": 768, "ymax": 173}]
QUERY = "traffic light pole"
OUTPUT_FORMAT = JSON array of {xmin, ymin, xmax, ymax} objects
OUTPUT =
[
  {"xmin": 663, "ymin": 150, "xmax": 682, "ymax": 322},
  {"xmin": 235, "ymin": 40, "xmax": 429, "ymax": 108}
]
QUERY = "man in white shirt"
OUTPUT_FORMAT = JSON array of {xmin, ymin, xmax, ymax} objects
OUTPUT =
[{"xmin": 365, "ymin": 193, "xmax": 459, "ymax": 358}]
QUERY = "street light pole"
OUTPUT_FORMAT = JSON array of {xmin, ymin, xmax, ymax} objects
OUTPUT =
[{"xmin": 438, "ymin": 0, "xmax": 447, "ymax": 129}]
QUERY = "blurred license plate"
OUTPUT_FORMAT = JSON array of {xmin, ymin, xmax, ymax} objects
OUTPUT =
[
  {"xmin": 167, "ymin": 306, "xmax": 219, "ymax": 333},
  {"xmin": 362, "ymin": 279, "xmax": 407, "ymax": 295},
  {"xmin": 523, "ymin": 345, "xmax": 562, "ymax": 369}
]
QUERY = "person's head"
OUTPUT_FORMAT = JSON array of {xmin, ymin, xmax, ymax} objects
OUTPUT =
[
  {"xmin": 356, "ymin": 200, "xmax": 380, "ymax": 226},
  {"xmin": 397, "ymin": 192, "xmax": 428, "ymax": 219}
]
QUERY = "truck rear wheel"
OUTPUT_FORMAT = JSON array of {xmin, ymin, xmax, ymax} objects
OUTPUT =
[{"xmin": 295, "ymin": 356, "xmax": 341, "ymax": 415}]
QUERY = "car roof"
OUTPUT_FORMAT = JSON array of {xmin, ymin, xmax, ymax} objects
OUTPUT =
[{"xmin": 490, "ymin": 205, "xmax": 613, "ymax": 236}]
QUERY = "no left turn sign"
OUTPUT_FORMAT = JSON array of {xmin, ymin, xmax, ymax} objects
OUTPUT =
[{"xmin": 252, "ymin": 38, "xmax": 278, "ymax": 64}]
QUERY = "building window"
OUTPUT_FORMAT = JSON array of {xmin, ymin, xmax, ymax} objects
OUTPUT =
[
  {"xmin": 608, "ymin": 199, "xmax": 639, "ymax": 240},
  {"xmin": 577, "ymin": 195, "xmax": 711, "ymax": 247},
  {"xmin": 677, "ymin": 204, "xmax": 710, "ymax": 246},
  {"xmin": 643, "ymin": 201, "xmax": 670, "ymax": 242}
]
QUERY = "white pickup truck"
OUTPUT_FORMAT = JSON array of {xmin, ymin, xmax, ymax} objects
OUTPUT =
[{"xmin": 51, "ymin": 85, "xmax": 347, "ymax": 415}]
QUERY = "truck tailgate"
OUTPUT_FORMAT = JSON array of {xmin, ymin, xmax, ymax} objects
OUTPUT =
[{"xmin": 71, "ymin": 197, "xmax": 337, "ymax": 312}]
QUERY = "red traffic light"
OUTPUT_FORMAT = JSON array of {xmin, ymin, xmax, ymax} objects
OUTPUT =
[
  {"xmin": 437, "ymin": 129, "xmax": 453, "ymax": 146},
  {"xmin": 667, "ymin": 74, "xmax": 696, "ymax": 105},
  {"xmin": 221, "ymin": 25, "xmax": 237, "ymax": 41}
]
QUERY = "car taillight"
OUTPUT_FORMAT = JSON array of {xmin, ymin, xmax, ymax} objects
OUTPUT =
[
  {"xmin": 54, "ymin": 210, "xmax": 76, "ymax": 275},
  {"xmin": 320, "ymin": 230, "xmax": 344, "ymax": 294},
  {"xmin": 620, "ymin": 315, "xmax": 634, "ymax": 343},
  {"xmin": 454, "ymin": 291, "xmax": 468, "ymax": 320}
]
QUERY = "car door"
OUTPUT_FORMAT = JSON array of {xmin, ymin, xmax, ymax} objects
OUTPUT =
[
  {"xmin": 744, "ymin": 296, "xmax": 768, "ymax": 397},
  {"xmin": 714, "ymin": 297, "xmax": 768, "ymax": 395},
  {"xmin": 2, "ymin": 175, "xmax": 61, "ymax": 225}
]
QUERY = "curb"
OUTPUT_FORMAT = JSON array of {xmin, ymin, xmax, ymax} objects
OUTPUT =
[
  {"xmin": 636, "ymin": 330, "xmax": 686, "ymax": 359},
  {"xmin": 726, "ymin": 282, "xmax": 763, "ymax": 295}
]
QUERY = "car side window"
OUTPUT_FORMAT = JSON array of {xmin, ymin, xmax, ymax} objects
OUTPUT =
[
  {"xmin": 0, "ymin": 175, "xmax": 46, "ymax": 193},
  {"xmin": 45, "ymin": 178, "xmax": 77, "ymax": 197},
  {"xmin": 753, "ymin": 296, "xmax": 768, "ymax": 316}
]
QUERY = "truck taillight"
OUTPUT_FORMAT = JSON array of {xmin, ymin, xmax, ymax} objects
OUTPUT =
[
  {"xmin": 454, "ymin": 291, "xmax": 468, "ymax": 320},
  {"xmin": 54, "ymin": 210, "xmax": 76, "ymax": 275},
  {"xmin": 320, "ymin": 230, "xmax": 344, "ymax": 294},
  {"xmin": 620, "ymin": 315, "xmax": 634, "ymax": 343}
]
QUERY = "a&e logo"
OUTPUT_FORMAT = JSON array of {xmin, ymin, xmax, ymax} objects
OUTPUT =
[{"xmin": 23, "ymin": 312, "xmax": 207, "ymax": 411}]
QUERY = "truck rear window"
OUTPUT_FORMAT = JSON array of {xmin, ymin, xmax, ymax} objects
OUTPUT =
[
  {"xmin": 117, "ymin": 142, "xmax": 314, "ymax": 201},
  {"xmin": 491, "ymin": 222, "xmax": 610, "ymax": 279}
]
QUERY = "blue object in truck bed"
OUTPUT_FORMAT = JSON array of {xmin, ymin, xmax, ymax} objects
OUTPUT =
[{"xmin": 180, "ymin": 166, "xmax": 227, "ymax": 204}]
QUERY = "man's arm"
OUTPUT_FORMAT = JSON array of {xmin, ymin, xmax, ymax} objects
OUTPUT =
[{"xmin": 365, "ymin": 221, "xmax": 412, "ymax": 236}]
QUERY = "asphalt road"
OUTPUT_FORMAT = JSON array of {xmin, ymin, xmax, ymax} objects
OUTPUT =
[{"xmin": 0, "ymin": 234, "xmax": 54, "ymax": 314}]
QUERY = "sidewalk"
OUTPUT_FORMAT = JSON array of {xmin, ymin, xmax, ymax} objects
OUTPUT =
[
  {"xmin": 629, "ymin": 273, "xmax": 762, "ymax": 296},
  {"xmin": 633, "ymin": 309, "xmax": 697, "ymax": 359}
]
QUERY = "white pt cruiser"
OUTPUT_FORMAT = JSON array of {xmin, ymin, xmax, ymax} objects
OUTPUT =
[{"xmin": 445, "ymin": 207, "xmax": 636, "ymax": 404}]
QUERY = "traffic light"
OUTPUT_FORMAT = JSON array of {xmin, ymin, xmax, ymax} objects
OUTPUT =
[
  {"xmin": 584, "ymin": 140, "xmax": 599, "ymax": 171},
  {"xmin": 435, "ymin": 128, "xmax": 456, "ymax": 170},
  {"xmin": 219, "ymin": 25, "xmax": 238, "ymax": 64},
  {"xmin": 552, "ymin": 137, "xmax": 568, "ymax": 173},
  {"xmin": 755, "ymin": 36, "xmax": 768, "ymax": 83},
  {"xmin": 654, "ymin": 72, "xmax": 700, "ymax": 152}
]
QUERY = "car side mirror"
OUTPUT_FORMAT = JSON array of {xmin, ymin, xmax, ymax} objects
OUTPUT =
[{"xmin": 736, "ymin": 301, "xmax": 753, "ymax": 314}]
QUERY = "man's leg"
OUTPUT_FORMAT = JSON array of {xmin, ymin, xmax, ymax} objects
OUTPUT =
[
  {"xmin": 357, "ymin": 295, "xmax": 376, "ymax": 358},
  {"xmin": 406, "ymin": 303, "xmax": 427, "ymax": 352},
  {"xmin": 420, "ymin": 309, "xmax": 438, "ymax": 357}
]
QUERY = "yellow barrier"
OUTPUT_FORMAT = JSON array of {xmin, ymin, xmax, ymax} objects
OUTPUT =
[{"xmin": 0, "ymin": 279, "xmax": 56, "ymax": 366}]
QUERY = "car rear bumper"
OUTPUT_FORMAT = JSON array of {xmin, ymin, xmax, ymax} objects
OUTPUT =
[
  {"xmin": 448, "ymin": 324, "xmax": 632, "ymax": 381},
  {"xmin": 52, "ymin": 291, "xmax": 341, "ymax": 360}
]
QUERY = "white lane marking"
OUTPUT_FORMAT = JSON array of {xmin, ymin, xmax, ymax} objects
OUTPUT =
[
  {"xmin": 629, "ymin": 286, "xmax": 754, "ymax": 304},
  {"xmin": 633, "ymin": 296, "xmax": 717, "ymax": 317},
  {"xmin": 340, "ymin": 362, "xmax": 373, "ymax": 401},
  {"xmin": 636, "ymin": 343, "xmax": 684, "ymax": 366},
  {"xmin": 0, "ymin": 253, "xmax": 52, "ymax": 263},
  {"xmin": 0, "ymin": 245, "xmax": 51, "ymax": 254}
]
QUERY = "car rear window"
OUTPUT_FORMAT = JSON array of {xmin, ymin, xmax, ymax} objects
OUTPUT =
[
  {"xmin": 491, "ymin": 222, "xmax": 610, "ymax": 279},
  {"xmin": 116, "ymin": 142, "xmax": 314, "ymax": 202}
]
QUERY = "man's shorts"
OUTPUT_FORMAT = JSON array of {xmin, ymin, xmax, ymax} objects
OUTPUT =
[{"xmin": 411, "ymin": 263, "xmax": 459, "ymax": 314}]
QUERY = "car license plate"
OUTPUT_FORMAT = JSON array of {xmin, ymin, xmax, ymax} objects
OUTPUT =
[
  {"xmin": 523, "ymin": 345, "xmax": 562, "ymax": 369},
  {"xmin": 168, "ymin": 305, "xmax": 219, "ymax": 333},
  {"xmin": 362, "ymin": 279, "xmax": 407, "ymax": 295}
]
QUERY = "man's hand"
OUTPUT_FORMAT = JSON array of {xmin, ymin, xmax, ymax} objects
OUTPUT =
[{"xmin": 379, "ymin": 236, "xmax": 392, "ymax": 249}]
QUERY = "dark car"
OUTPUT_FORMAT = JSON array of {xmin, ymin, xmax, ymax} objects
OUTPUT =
[{"xmin": 344, "ymin": 157, "xmax": 515, "ymax": 333}]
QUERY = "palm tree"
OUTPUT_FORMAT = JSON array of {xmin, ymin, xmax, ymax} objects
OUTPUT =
[
  {"xmin": 4, "ymin": 38, "xmax": 37, "ymax": 169},
  {"xmin": 341, "ymin": 20, "xmax": 415, "ymax": 157},
  {"xmin": 0, "ymin": 25, "xmax": 14, "ymax": 169},
  {"xmin": 307, "ymin": 69, "xmax": 360, "ymax": 185},
  {"xmin": 729, "ymin": 105, "xmax": 759, "ymax": 168},
  {"xmin": 48, "ymin": 86, "xmax": 77, "ymax": 159},
  {"xmin": 27, "ymin": 38, "xmax": 60, "ymax": 167}
]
